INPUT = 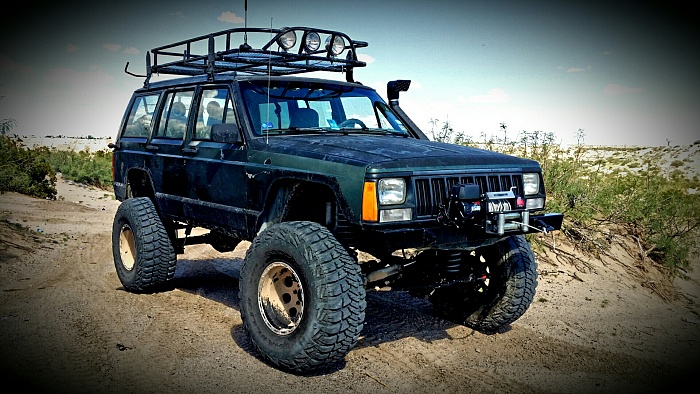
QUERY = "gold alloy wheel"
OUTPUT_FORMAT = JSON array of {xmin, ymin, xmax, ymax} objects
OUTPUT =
[
  {"xmin": 258, "ymin": 262, "xmax": 304, "ymax": 335},
  {"xmin": 119, "ymin": 224, "xmax": 136, "ymax": 271}
]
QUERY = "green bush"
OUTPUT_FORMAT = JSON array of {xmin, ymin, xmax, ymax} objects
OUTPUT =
[
  {"xmin": 436, "ymin": 119, "xmax": 698, "ymax": 275},
  {"xmin": 0, "ymin": 136, "xmax": 113, "ymax": 199},
  {"xmin": 504, "ymin": 133, "xmax": 699, "ymax": 276},
  {"xmin": 0, "ymin": 136, "xmax": 57, "ymax": 199},
  {"xmin": 46, "ymin": 147, "xmax": 112, "ymax": 188}
]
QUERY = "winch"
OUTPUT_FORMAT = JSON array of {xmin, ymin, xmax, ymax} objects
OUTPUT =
[{"xmin": 438, "ymin": 183, "xmax": 531, "ymax": 236}]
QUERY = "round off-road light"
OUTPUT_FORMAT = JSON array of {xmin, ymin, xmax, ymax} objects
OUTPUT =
[
  {"xmin": 325, "ymin": 35, "xmax": 345, "ymax": 56},
  {"xmin": 304, "ymin": 31, "xmax": 321, "ymax": 53},
  {"xmin": 277, "ymin": 30, "xmax": 297, "ymax": 50}
]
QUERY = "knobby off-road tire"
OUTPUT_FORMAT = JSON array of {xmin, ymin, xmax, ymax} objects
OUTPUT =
[
  {"xmin": 239, "ymin": 221, "xmax": 366, "ymax": 373},
  {"xmin": 429, "ymin": 235, "xmax": 537, "ymax": 332},
  {"xmin": 112, "ymin": 197, "xmax": 177, "ymax": 293}
]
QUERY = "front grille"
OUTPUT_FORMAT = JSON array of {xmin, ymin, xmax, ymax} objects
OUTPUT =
[{"xmin": 414, "ymin": 173, "xmax": 523, "ymax": 217}]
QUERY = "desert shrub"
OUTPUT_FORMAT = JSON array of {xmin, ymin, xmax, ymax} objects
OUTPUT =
[
  {"xmin": 0, "ymin": 136, "xmax": 57, "ymax": 199},
  {"xmin": 46, "ymin": 147, "xmax": 112, "ymax": 188},
  {"xmin": 461, "ymin": 127, "xmax": 699, "ymax": 275},
  {"xmin": 670, "ymin": 159, "xmax": 685, "ymax": 168},
  {"xmin": 0, "ymin": 136, "xmax": 113, "ymax": 199},
  {"xmin": 513, "ymin": 133, "xmax": 698, "ymax": 275}
]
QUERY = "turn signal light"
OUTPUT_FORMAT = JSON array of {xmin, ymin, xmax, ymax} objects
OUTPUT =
[{"xmin": 362, "ymin": 181, "xmax": 378, "ymax": 222}]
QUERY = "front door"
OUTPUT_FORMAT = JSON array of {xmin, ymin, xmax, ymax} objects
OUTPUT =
[{"xmin": 182, "ymin": 87, "xmax": 248, "ymax": 237}]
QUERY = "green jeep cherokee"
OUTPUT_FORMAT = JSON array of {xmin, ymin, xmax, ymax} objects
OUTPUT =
[{"xmin": 110, "ymin": 26, "xmax": 563, "ymax": 373}]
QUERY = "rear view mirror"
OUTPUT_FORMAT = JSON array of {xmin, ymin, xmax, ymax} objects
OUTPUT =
[{"xmin": 211, "ymin": 123, "xmax": 242, "ymax": 144}]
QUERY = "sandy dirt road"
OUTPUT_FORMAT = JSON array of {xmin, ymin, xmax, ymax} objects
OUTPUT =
[{"xmin": 1, "ymin": 178, "xmax": 699, "ymax": 393}]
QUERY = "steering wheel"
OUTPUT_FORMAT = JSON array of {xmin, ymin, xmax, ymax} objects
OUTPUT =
[{"xmin": 338, "ymin": 118, "xmax": 367, "ymax": 129}]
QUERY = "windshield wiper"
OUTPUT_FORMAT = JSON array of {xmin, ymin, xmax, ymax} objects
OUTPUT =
[
  {"xmin": 339, "ymin": 127, "xmax": 409, "ymax": 137},
  {"xmin": 285, "ymin": 127, "xmax": 327, "ymax": 134},
  {"xmin": 262, "ymin": 127, "xmax": 326, "ymax": 135}
]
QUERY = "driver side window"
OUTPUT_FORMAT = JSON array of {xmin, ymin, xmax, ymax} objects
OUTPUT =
[{"xmin": 194, "ymin": 88, "xmax": 234, "ymax": 140}]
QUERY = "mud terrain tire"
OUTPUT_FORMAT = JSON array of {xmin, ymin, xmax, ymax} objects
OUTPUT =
[
  {"xmin": 112, "ymin": 197, "xmax": 177, "ymax": 293},
  {"xmin": 429, "ymin": 235, "xmax": 537, "ymax": 332},
  {"xmin": 239, "ymin": 221, "xmax": 366, "ymax": 373}
]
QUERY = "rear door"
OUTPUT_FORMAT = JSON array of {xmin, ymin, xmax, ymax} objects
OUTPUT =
[{"xmin": 147, "ymin": 89, "xmax": 195, "ymax": 218}]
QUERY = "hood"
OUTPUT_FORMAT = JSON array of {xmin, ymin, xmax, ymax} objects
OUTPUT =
[{"xmin": 252, "ymin": 134, "xmax": 541, "ymax": 172}]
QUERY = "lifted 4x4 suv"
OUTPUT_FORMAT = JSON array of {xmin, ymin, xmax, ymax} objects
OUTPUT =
[{"xmin": 110, "ymin": 26, "xmax": 563, "ymax": 373}]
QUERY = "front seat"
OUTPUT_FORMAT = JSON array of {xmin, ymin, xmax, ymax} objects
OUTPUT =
[{"xmin": 289, "ymin": 108, "xmax": 319, "ymax": 128}]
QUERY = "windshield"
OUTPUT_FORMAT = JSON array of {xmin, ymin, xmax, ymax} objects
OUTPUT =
[{"xmin": 240, "ymin": 80, "xmax": 410, "ymax": 137}]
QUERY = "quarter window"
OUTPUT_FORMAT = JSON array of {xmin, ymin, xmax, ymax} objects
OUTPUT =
[{"xmin": 122, "ymin": 94, "xmax": 160, "ymax": 138}]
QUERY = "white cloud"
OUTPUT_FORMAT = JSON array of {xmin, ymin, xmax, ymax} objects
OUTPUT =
[
  {"xmin": 103, "ymin": 43, "xmax": 121, "ymax": 52},
  {"xmin": 123, "ymin": 47, "xmax": 140, "ymax": 55},
  {"xmin": 567, "ymin": 65, "xmax": 591, "ymax": 73},
  {"xmin": 603, "ymin": 83, "xmax": 644, "ymax": 96},
  {"xmin": 468, "ymin": 88, "xmax": 511, "ymax": 104},
  {"xmin": 218, "ymin": 11, "xmax": 245, "ymax": 24},
  {"xmin": 357, "ymin": 53, "xmax": 375, "ymax": 64}
]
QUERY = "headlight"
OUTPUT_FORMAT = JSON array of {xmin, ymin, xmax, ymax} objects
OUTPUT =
[
  {"xmin": 378, "ymin": 178, "xmax": 405, "ymax": 205},
  {"xmin": 523, "ymin": 173, "xmax": 540, "ymax": 196},
  {"xmin": 325, "ymin": 35, "xmax": 345, "ymax": 56},
  {"xmin": 304, "ymin": 31, "xmax": 321, "ymax": 53},
  {"xmin": 277, "ymin": 30, "xmax": 297, "ymax": 50}
]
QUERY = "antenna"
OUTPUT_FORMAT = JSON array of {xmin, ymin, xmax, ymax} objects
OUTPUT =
[
  {"xmin": 265, "ymin": 17, "xmax": 273, "ymax": 144},
  {"xmin": 240, "ymin": 0, "xmax": 252, "ymax": 51}
]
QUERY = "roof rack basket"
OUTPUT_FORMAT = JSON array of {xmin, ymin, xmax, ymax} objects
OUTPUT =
[{"xmin": 130, "ymin": 26, "xmax": 368, "ymax": 86}]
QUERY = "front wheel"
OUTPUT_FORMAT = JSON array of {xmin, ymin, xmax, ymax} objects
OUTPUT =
[
  {"xmin": 239, "ymin": 221, "xmax": 366, "ymax": 373},
  {"xmin": 428, "ymin": 235, "xmax": 538, "ymax": 332}
]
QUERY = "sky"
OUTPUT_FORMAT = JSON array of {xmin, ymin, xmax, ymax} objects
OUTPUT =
[{"xmin": 0, "ymin": 0, "xmax": 698, "ymax": 146}]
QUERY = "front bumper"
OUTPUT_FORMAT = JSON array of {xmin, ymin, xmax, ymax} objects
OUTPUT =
[
  {"xmin": 356, "ymin": 212, "xmax": 563, "ymax": 252},
  {"xmin": 529, "ymin": 213, "xmax": 564, "ymax": 233}
]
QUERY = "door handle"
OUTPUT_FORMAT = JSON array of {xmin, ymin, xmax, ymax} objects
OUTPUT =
[{"xmin": 182, "ymin": 146, "xmax": 198, "ymax": 154}]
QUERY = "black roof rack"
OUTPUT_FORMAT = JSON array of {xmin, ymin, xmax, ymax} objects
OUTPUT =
[{"xmin": 126, "ymin": 26, "xmax": 368, "ymax": 87}]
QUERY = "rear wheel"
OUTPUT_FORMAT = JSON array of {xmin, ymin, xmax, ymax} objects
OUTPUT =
[
  {"xmin": 428, "ymin": 235, "xmax": 537, "ymax": 332},
  {"xmin": 112, "ymin": 197, "xmax": 177, "ymax": 293},
  {"xmin": 239, "ymin": 221, "xmax": 366, "ymax": 373}
]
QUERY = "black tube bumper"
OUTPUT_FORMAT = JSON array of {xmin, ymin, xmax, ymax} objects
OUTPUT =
[
  {"xmin": 356, "ymin": 212, "xmax": 564, "ymax": 252},
  {"xmin": 529, "ymin": 213, "xmax": 564, "ymax": 233}
]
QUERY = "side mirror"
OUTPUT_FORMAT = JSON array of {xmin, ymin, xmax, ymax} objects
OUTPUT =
[{"xmin": 211, "ymin": 123, "xmax": 242, "ymax": 144}]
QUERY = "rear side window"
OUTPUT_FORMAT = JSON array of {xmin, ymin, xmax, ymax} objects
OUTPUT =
[
  {"xmin": 155, "ymin": 91, "xmax": 194, "ymax": 139},
  {"xmin": 122, "ymin": 94, "xmax": 160, "ymax": 138}
]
